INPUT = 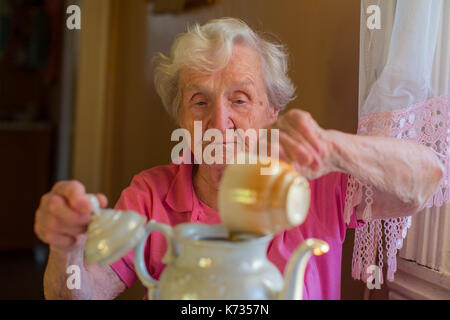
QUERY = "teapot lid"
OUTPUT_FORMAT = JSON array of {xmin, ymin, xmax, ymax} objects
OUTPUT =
[{"xmin": 84, "ymin": 196, "xmax": 147, "ymax": 266}]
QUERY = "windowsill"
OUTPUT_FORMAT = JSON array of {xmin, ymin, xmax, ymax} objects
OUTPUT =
[{"xmin": 387, "ymin": 258, "xmax": 450, "ymax": 300}]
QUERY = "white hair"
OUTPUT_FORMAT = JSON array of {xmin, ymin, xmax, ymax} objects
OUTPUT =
[{"xmin": 154, "ymin": 17, "xmax": 296, "ymax": 120}]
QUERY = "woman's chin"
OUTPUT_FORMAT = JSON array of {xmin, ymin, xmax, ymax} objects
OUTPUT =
[{"xmin": 200, "ymin": 162, "xmax": 228, "ymax": 176}]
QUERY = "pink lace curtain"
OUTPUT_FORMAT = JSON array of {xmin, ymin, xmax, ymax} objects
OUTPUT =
[{"xmin": 345, "ymin": 0, "xmax": 450, "ymax": 284}]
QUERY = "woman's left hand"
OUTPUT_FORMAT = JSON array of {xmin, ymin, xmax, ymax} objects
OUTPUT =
[{"xmin": 268, "ymin": 109, "xmax": 337, "ymax": 180}]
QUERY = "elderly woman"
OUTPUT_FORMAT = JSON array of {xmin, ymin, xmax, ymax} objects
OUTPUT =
[{"xmin": 35, "ymin": 18, "xmax": 443, "ymax": 300}]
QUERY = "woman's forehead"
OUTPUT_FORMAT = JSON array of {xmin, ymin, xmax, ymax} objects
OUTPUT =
[
  {"xmin": 178, "ymin": 46, "xmax": 263, "ymax": 89},
  {"xmin": 183, "ymin": 79, "xmax": 257, "ymax": 94}
]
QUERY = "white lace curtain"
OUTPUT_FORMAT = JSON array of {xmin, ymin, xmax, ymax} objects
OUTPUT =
[{"xmin": 345, "ymin": 0, "xmax": 450, "ymax": 284}]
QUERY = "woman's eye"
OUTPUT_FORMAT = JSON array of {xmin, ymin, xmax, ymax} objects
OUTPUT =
[
  {"xmin": 234, "ymin": 99, "xmax": 247, "ymax": 105},
  {"xmin": 195, "ymin": 101, "xmax": 207, "ymax": 107}
]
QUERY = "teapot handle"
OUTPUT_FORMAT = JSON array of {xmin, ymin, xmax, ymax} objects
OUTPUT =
[{"xmin": 134, "ymin": 220, "xmax": 175, "ymax": 299}]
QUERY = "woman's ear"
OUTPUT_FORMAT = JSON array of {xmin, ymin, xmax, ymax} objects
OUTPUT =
[
  {"xmin": 270, "ymin": 105, "xmax": 281, "ymax": 120},
  {"xmin": 176, "ymin": 106, "xmax": 184, "ymax": 128}
]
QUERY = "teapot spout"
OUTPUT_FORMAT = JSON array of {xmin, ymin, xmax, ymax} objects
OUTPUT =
[{"xmin": 279, "ymin": 238, "xmax": 329, "ymax": 300}]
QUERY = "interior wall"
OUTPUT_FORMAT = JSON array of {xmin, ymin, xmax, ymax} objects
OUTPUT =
[
  {"xmin": 98, "ymin": 0, "xmax": 364, "ymax": 299},
  {"xmin": 109, "ymin": 0, "xmax": 361, "ymax": 199}
]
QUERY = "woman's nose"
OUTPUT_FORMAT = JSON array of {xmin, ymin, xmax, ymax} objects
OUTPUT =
[{"xmin": 208, "ymin": 99, "xmax": 235, "ymax": 132}]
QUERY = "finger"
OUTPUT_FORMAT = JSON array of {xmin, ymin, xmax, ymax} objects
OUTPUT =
[
  {"xmin": 96, "ymin": 193, "xmax": 108, "ymax": 208},
  {"xmin": 48, "ymin": 195, "xmax": 91, "ymax": 227},
  {"xmin": 290, "ymin": 161, "xmax": 310, "ymax": 178},
  {"xmin": 46, "ymin": 233, "xmax": 77, "ymax": 249},
  {"xmin": 39, "ymin": 193, "xmax": 50, "ymax": 208},
  {"xmin": 51, "ymin": 180, "xmax": 70, "ymax": 194},
  {"xmin": 264, "ymin": 124, "xmax": 301, "ymax": 162},
  {"xmin": 277, "ymin": 123, "xmax": 322, "ymax": 170},
  {"xmin": 279, "ymin": 130, "xmax": 315, "ymax": 167},
  {"xmin": 272, "ymin": 141, "xmax": 290, "ymax": 163},
  {"xmin": 284, "ymin": 111, "xmax": 324, "ymax": 156},
  {"xmin": 53, "ymin": 181, "xmax": 91, "ymax": 215},
  {"xmin": 266, "ymin": 122, "xmax": 321, "ymax": 172},
  {"xmin": 47, "ymin": 217, "xmax": 88, "ymax": 238},
  {"xmin": 44, "ymin": 197, "xmax": 89, "ymax": 239},
  {"xmin": 34, "ymin": 209, "xmax": 48, "ymax": 241},
  {"xmin": 251, "ymin": 123, "xmax": 318, "ymax": 178}
]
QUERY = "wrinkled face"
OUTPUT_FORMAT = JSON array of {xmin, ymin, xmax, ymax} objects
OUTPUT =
[{"xmin": 178, "ymin": 43, "xmax": 280, "ymax": 166}]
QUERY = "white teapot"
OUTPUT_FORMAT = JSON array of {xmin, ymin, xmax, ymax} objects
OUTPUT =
[{"xmin": 133, "ymin": 221, "xmax": 328, "ymax": 300}]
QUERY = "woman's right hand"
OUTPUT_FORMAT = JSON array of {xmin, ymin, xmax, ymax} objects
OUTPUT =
[{"xmin": 34, "ymin": 180, "xmax": 108, "ymax": 253}]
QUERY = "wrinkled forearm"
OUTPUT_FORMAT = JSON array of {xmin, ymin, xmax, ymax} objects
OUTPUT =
[
  {"xmin": 328, "ymin": 130, "xmax": 444, "ymax": 218},
  {"xmin": 43, "ymin": 247, "xmax": 125, "ymax": 300},
  {"xmin": 44, "ymin": 247, "xmax": 88, "ymax": 299}
]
